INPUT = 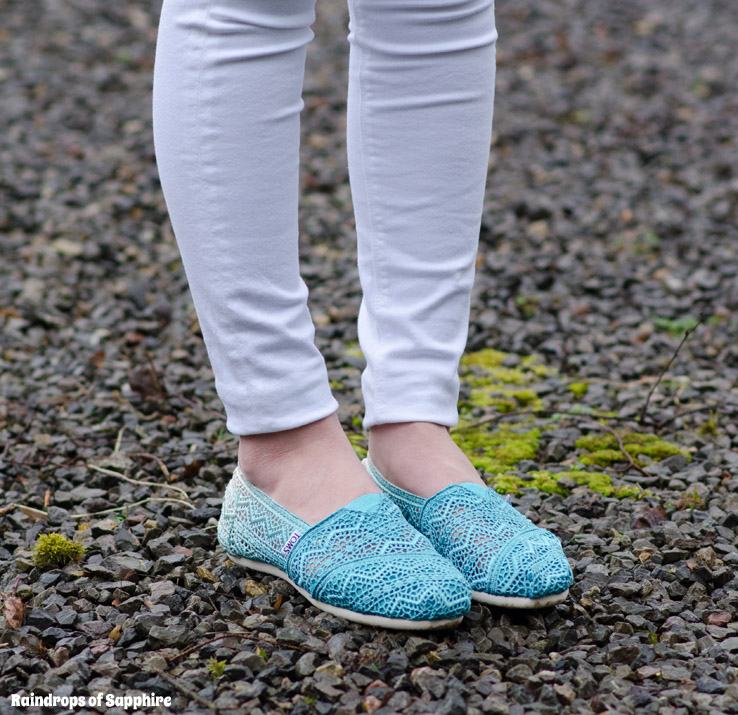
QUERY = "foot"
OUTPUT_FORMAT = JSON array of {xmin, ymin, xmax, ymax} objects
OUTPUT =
[
  {"xmin": 367, "ymin": 421, "xmax": 486, "ymax": 498},
  {"xmin": 238, "ymin": 413, "xmax": 380, "ymax": 525}
]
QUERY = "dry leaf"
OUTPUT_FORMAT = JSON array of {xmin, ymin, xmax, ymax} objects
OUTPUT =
[
  {"xmin": 4, "ymin": 596, "xmax": 25, "ymax": 629},
  {"xmin": 633, "ymin": 505, "xmax": 667, "ymax": 529},
  {"xmin": 181, "ymin": 460, "xmax": 202, "ymax": 480},
  {"xmin": 108, "ymin": 625, "xmax": 122, "ymax": 642},
  {"xmin": 128, "ymin": 364, "xmax": 166, "ymax": 399},
  {"xmin": 90, "ymin": 350, "xmax": 105, "ymax": 369}
]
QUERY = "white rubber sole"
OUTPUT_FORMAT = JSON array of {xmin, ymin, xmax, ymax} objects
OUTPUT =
[
  {"xmin": 472, "ymin": 588, "xmax": 569, "ymax": 609},
  {"xmin": 228, "ymin": 554, "xmax": 464, "ymax": 631}
]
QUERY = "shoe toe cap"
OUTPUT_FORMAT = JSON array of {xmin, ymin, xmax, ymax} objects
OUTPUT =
[
  {"xmin": 488, "ymin": 529, "xmax": 573, "ymax": 600},
  {"xmin": 314, "ymin": 555, "xmax": 471, "ymax": 622}
]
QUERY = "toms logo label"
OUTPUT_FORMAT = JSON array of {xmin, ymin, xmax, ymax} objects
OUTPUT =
[{"xmin": 281, "ymin": 530, "xmax": 303, "ymax": 555}]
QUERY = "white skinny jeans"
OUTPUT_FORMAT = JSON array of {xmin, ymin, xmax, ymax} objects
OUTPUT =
[{"xmin": 153, "ymin": 0, "xmax": 497, "ymax": 436}]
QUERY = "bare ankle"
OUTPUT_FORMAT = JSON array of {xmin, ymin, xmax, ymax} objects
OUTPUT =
[
  {"xmin": 368, "ymin": 420, "xmax": 484, "ymax": 497},
  {"xmin": 239, "ymin": 413, "xmax": 340, "ymax": 474},
  {"xmin": 235, "ymin": 413, "xmax": 379, "ymax": 523}
]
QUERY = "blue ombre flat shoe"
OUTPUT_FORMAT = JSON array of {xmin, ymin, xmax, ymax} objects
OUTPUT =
[
  {"xmin": 217, "ymin": 466, "xmax": 471, "ymax": 630},
  {"xmin": 363, "ymin": 457, "xmax": 573, "ymax": 609}
]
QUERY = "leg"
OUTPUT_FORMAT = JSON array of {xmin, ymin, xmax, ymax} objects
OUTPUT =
[
  {"xmin": 153, "ymin": 0, "xmax": 377, "ymax": 523},
  {"xmin": 346, "ymin": 0, "xmax": 497, "ymax": 494}
]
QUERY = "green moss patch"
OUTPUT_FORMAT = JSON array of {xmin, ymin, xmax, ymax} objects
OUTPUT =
[
  {"xmin": 490, "ymin": 469, "xmax": 646, "ymax": 499},
  {"xmin": 33, "ymin": 533, "xmax": 85, "ymax": 569},
  {"xmin": 460, "ymin": 349, "xmax": 547, "ymax": 414},
  {"xmin": 568, "ymin": 382, "xmax": 589, "ymax": 399},
  {"xmin": 580, "ymin": 449, "xmax": 629, "ymax": 467},
  {"xmin": 460, "ymin": 349, "xmax": 509, "ymax": 370},
  {"xmin": 452, "ymin": 425, "xmax": 540, "ymax": 475},
  {"xmin": 344, "ymin": 342, "xmax": 364, "ymax": 358},
  {"xmin": 576, "ymin": 432, "xmax": 690, "ymax": 467},
  {"xmin": 453, "ymin": 349, "xmax": 661, "ymax": 500}
]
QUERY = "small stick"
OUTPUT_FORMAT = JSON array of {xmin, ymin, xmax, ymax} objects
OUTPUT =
[
  {"xmin": 651, "ymin": 403, "xmax": 736, "ymax": 431},
  {"xmin": 168, "ymin": 631, "xmax": 301, "ymax": 663},
  {"xmin": 0, "ymin": 496, "xmax": 196, "ymax": 521},
  {"xmin": 87, "ymin": 464, "xmax": 190, "ymax": 501},
  {"xmin": 0, "ymin": 503, "xmax": 47, "ymax": 520},
  {"xmin": 155, "ymin": 670, "xmax": 216, "ymax": 710},
  {"xmin": 166, "ymin": 635, "xmax": 244, "ymax": 662},
  {"xmin": 113, "ymin": 426, "xmax": 126, "ymax": 454},
  {"xmin": 452, "ymin": 408, "xmax": 641, "ymax": 432},
  {"xmin": 126, "ymin": 452, "xmax": 171, "ymax": 479},
  {"xmin": 639, "ymin": 315, "xmax": 703, "ymax": 424},
  {"xmin": 68, "ymin": 496, "xmax": 195, "ymax": 519},
  {"xmin": 176, "ymin": 394, "xmax": 227, "ymax": 420},
  {"xmin": 585, "ymin": 419, "xmax": 652, "ymax": 478}
]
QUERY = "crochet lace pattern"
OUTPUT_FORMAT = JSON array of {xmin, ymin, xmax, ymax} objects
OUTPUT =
[
  {"xmin": 365, "ymin": 459, "xmax": 573, "ymax": 600},
  {"xmin": 218, "ymin": 467, "xmax": 471, "ymax": 621}
]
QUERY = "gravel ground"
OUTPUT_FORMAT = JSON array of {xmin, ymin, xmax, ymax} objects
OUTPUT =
[{"xmin": 2, "ymin": 0, "xmax": 738, "ymax": 713}]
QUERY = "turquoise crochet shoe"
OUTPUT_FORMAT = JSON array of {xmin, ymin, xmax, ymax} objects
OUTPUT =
[
  {"xmin": 217, "ymin": 466, "xmax": 471, "ymax": 630},
  {"xmin": 363, "ymin": 457, "xmax": 572, "ymax": 609}
]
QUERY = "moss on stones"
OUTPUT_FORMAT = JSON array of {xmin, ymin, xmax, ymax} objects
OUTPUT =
[
  {"xmin": 452, "ymin": 426, "xmax": 540, "ymax": 475},
  {"xmin": 575, "ymin": 431, "xmax": 690, "ymax": 467},
  {"xmin": 489, "ymin": 469, "xmax": 646, "ymax": 499},
  {"xmin": 568, "ymin": 382, "xmax": 589, "ymax": 399},
  {"xmin": 452, "ymin": 349, "xmax": 667, "ymax": 501},
  {"xmin": 344, "ymin": 342, "xmax": 364, "ymax": 358},
  {"xmin": 460, "ymin": 349, "xmax": 546, "ymax": 414},
  {"xmin": 33, "ymin": 533, "xmax": 85, "ymax": 569},
  {"xmin": 468, "ymin": 386, "xmax": 541, "ymax": 412},
  {"xmin": 580, "ymin": 449, "xmax": 629, "ymax": 466},
  {"xmin": 697, "ymin": 412, "xmax": 719, "ymax": 438},
  {"xmin": 460, "ymin": 349, "xmax": 509, "ymax": 369}
]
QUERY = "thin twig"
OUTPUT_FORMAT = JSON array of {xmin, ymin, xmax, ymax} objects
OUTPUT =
[
  {"xmin": 452, "ymin": 408, "xmax": 642, "ymax": 432},
  {"xmin": 176, "ymin": 394, "xmax": 227, "ymax": 420},
  {"xmin": 127, "ymin": 452, "xmax": 171, "ymax": 479},
  {"xmin": 155, "ymin": 670, "xmax": 216, "ymax": 710},
  {"xmin": 585, "ymin": 419, "xmax": 653, "ymax": 478},
  {"xmin": 69, "ymin": 496, "xmax": 195, "ymax": 519},
  {"xmin": 167, "ymin": 631, "xmax": 301, "ymax": 664},
  {"xmin": 166, "ymin": 635, "xmax": 245, "ymax": 662},
  {"xmin": 639, "ymin": 315, "xmax": 703, "ymax": 424},
  {"xmin": 0, "ymin": 503, "xmax": 47, "ymax": 520},
  {"xmin": 113, "ymin": 426, "xmax": 126, "ymax": 454},
  {"xmin": 0, "ymin": 496, "xmax": 196, "ymax": 521},
  {"xmin": 650, "ymin": 403, "xmax": 737, "ymax": 431},
  {"xmin": 86, "ymin": 464, "xmax": 190, "ymax": 501}
]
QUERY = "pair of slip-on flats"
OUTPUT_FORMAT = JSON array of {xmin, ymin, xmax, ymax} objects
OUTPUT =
[{"xmin": 217, "ymin": 458, "xmax": 573, "ymax": 630}]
